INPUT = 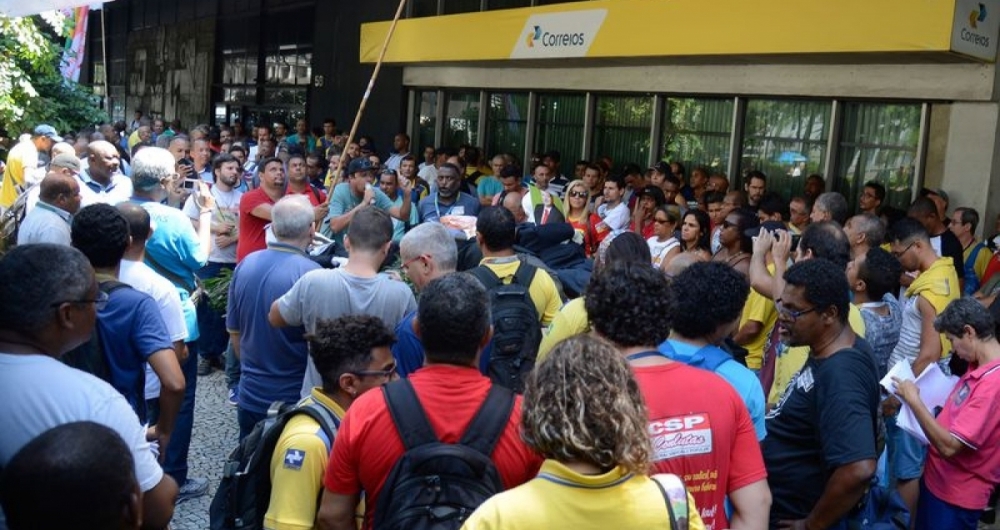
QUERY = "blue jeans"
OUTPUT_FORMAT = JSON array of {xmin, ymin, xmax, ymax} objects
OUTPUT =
[
  {"xmin": 915, "ymin": 479, "xmax": 981, "ymax": 530},
  {"xmin": 237, "ymin": 407, "xmax": 267, "ymax": 441},
  {"xmin": 196, "ymin": 262, "xmax": 234, "ymax": 361},
  {"xmin": 162, "ymin": 341, "xmax": 198, "ymax": 485},
  {"xmin": 885, "ymin": 414, "xmax": 926, "ymax": 482}
]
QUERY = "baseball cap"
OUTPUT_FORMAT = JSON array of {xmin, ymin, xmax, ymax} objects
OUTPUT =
[
  {"xmin": 639, "ymin": 185, "xmax": 666, "ymax": 206},
  {"xmin": 348, "ymin": 158, "xmax": 375, "ymax": 175},
  {"xmin": 650, "ymin": 161, "xmax": 671, "ymax": 175},
  {"xmin": 33, "ymin": 124, "xmax": 63, "ymax": 143},
  {"xmin": 49, "ymin": 153, "xmax": 81, "ymax": 173}
]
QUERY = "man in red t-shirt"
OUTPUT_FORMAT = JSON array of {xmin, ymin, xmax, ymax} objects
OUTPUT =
[
  {"xmin": 586, "ymin": 261, "xmax": 771, "ymax": 530},
  {"xmin": 236, "ymin": 157, "xmax": 285, "ymax": 262},
  {"xmin": 316, "ymin": 273, "xmax": 542, "ymax": 530}
]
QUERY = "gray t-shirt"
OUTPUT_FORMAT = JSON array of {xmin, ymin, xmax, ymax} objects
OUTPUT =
[{"xmin": 275, "ymin": 268, "xmax": 417, "ymax": 396}]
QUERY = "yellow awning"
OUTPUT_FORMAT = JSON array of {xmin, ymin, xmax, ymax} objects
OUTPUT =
[{"xmin": 361, "ymin": 0, "xmax": 999, "ymax": 64}]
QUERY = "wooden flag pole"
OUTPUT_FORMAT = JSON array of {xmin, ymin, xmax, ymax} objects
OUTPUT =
[{"xmin": 327, "ymin": 0, "xmax": 408, "ymax": 199}]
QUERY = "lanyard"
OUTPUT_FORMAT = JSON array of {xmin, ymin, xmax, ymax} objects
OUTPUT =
[{"xmin": 434, "ymin": 193, "xmax": 457, "ymax": 220}]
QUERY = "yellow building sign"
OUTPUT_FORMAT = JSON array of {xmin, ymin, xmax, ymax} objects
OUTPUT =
[{"xmin": 360, "ymin": 0, "xmax": 997, "ymax": 64}]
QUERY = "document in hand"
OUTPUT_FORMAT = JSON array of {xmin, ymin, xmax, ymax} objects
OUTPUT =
[{"xmin": 880, "ymin": 362, "xmax": 959, "ymax": 445}]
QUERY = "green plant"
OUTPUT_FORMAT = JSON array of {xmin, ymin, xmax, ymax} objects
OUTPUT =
[
  {"xmin": 0, "ymin": 13, "xmax": 107, "ymax": 135},
  {"xmin": 202, "ymin": 267, "xmax": 234, "ymax": 314}
]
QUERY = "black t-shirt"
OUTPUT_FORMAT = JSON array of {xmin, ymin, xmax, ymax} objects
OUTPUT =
[
  {"xmin": 936, "ymin": 229, "xmax": 966, "ymax": 281},
  {"xmin": 763, "ymin": 344, "xmax": 879, "ymax": 523}
]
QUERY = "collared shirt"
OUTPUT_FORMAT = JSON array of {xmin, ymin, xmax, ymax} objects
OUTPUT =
[
  {"xmin": 16, "ymin": 202, "xmax": 72, "ymax": 246},
  {"xmin": 78, "ymin": 169, "xmax": 133, "ymax": 206}
]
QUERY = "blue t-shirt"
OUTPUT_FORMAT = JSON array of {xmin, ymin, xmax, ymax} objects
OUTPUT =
[
  {"xmin": 660, "ymin": 339, "xmax": 767, "ymax": 440},
  {"xmin": 417, "ymin": 192, "xmax": 481, "ymax": 224},
  {"xmin": 393, "ymin": 310, "xmax": 492, "ymax": 378},
  {"xmin": 226, "ymin": 243, "xmax": 320, "ymax": 414},
  {"xmin": 136, "ymin": 198, "xmax": 208, "ymax": 342},
  {"xmin": 99, "ymin": 286, "xmax": 173, "ymax": 420},
  {"xmin": 324, "ymin": 182, "xmax": 396, "ymax": 245}
]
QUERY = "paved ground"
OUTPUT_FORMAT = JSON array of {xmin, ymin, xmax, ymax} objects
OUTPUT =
[{"xmin": 173, "ymin": 369, "xmax": 237, "ymax": 530}]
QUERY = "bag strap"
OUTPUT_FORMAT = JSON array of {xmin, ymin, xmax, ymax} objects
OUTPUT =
[
  {"xmin": 458, "ymin": 384, "xmax": 515, "ymax": 456},
  {"xmin": 693, "ymin": 344, "xmax": 734, "ymax": 372},
  {"xmin": 145, "ymin": 252, "xmax": 195, "ymax": 293},
  {"xmin": 382, "ymin": 379, "xmax": 440, "ymax": 449},
  {"xmin": 651, "ymin": 473, "xmax": 689, "ymax": 529},
  {"xmin": 469, "ymin": 264, "xmax": 504, "ymax": 290},
  {"xmin": 293, "ymin": 401, "xmax": 341, "ymax": 443},
  {"xmin": 511, "ymin": 261, "xmax": 537, "ymax": 288},
  {"xmin": 99, "ymin": 280, "xmax": 131, "ymax": 295}
]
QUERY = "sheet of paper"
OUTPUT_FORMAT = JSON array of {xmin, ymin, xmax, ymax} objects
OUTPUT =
[
  {"xmin": 880, "ymin": 360, "xmax": 915, "ymax": 394},
  {"xmin": 894, "ymin": 363, "xmax": 959, "ymax": 446}
]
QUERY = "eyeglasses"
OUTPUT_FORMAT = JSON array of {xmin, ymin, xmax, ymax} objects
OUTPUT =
[
  {"xmin": 891, "ymin": 241, "xmax": 915, "ymax": 258},
  {"xmin": 382, "ymin": 169, "xmax": 398, "ymax": 176},
  {"xmin": 401, "ymin": 254, "xmax": 426, "ymax": 273},
  {"xmin": 569, "ymin": 191, "xmax": 589, "ymax": 199},
  {"xmin": 351, "ymin": 364, "xmax": 397, "ymax": 379},
  {"xmin": 51, "ymin": 289, "xmax": 110, "ymax": 311},
  {"xmin": 722, "ymin": 220, "xmax": 738, "ymax": 229},
  {"xmin": 775, "ymin": 298, "xmax": 817, "ymax": 321}
]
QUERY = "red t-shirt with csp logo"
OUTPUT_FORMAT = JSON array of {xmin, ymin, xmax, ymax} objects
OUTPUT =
[{"xmin": 633, "ymin": 362, "xmax": 767, "ymax": 530}]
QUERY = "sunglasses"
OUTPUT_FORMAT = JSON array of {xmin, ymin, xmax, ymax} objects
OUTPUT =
[{"xmin": 569, "ymin": 191, "xmax": 589, "ymax": 199}]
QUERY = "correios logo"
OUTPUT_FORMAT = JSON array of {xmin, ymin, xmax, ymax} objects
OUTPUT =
[
  {"xmin": 526, "ymin": 25, "xmax": 586, "ymax": 49},
  {"xmin": 961, "ymin": 2, "xmax": 991, "ymax": 48},
  {"xmin": 969, "ymin": 2, "xmax": 987, "ymax": 28},
  {"xmin": 510, "ymin": 9, "xmax": 607, "ymax": 59}
]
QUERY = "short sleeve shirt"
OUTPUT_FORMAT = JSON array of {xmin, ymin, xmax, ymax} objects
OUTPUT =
[
  {"xmin": 323, "ymin": 366, "xmax": 543, "ymax": 529},
  {"xmin": 634, "ymin": 361, "xmax": 767, "ymax": 530},
  {"xmin": 236, "ymin": 188, "xmax": 276, "ymax": 262},
  {"xmin": 763, "ymin": 347, "xmax": 879, "ymax": 521},
  {"xmin": 326, "ymin": 182, "xmax": 395, "ymax": 245}
]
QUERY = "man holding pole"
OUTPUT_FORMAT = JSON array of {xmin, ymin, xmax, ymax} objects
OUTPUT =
[{"xmin": 322, "ymin": 158, "xmax": 412, "ymax": 246}]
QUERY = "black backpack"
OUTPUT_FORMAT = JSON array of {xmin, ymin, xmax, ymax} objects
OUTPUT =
[
  {"xmin": 373, "ymin": 379, "xmax": 514, "ymax": 530},
  {"xmin": 62, "ymin": 281, "xmax": 147, "ymax": 420},
  {"xmin": 210, "ymin": 400, "xmax": 340, "ymax": 530},
  {"xmin": 0, "ymin": 183, "xmax": 32, "ymax": 254},
  {"xmin": 469, "ymin": 261, "xmax": 541, "ymax": 393}
]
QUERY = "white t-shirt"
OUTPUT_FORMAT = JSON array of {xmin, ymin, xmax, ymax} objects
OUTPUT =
[
  {"xmin": 183, "ymin": 185, "xmax": 243, "ymax": 264},
  {"xmin": 597, "ymin": 201, "xmax": 630, "ymax": 232},
  {"xmin": 648, "ymin": 236, "xmax": 680, "ymax": 269},
  {"xmin": 120, "ymin": 259, "xmax": 188, "ymax": 400},
  {"xmin": 0, "ymin": 353, "xmax": 164, "ymax": 493}
]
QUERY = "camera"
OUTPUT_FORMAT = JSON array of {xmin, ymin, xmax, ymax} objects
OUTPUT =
[{"xmin": 181, "ymin": 178, "xmax": 199, "ymax": 191}]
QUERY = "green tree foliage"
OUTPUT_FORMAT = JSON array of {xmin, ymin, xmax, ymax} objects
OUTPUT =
[{"xmin": 0, "ymin": 13, "xmax": 107, "ymax": 136}]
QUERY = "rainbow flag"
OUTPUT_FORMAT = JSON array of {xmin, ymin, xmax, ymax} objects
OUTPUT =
[{"xmin": 59, "ymin": 6, "xmax": 89, "ymax": 82}]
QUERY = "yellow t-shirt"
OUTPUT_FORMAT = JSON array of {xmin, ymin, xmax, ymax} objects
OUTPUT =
[
  {"xmin": 768, "ymin": 304, "xmax": 867, "ymax": 406},
  {"xmin": 0, "ymin": 140, "xmax": 39, "ymax": 208},
  {"xmin": 460, "ymin": 460, "xmax": 705, "ymax": 530},
  {"xmin": 480, "ymin": 258, "xmax": 563, "ymax": 326},
  {"xmin": 537, "ymin": 297, "xmax": 589, "ymax": 362},
  {"xmin": 265, "ymin": 389, "xmax": 352, "ymax": 530},
  {"xmin": 737, "ymin": 287, "xmax": 777, "ymax": 370}
]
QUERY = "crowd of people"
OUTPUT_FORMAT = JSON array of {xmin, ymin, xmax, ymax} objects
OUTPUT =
[{"xmin": 2, "ymin": 115, "xmax": 1000, "ymax": 530}]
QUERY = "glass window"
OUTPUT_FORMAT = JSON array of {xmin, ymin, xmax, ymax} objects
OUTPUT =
[
  {"xmin": 486, "ymin": 0, "xmax": 530, "ymax": 9},
  {"xmin": 443, "ymin": 91, "xmax": 480, "ymax": 148},
  {"xmin": 740, "ymin": 99, "xmax": 830, "ymax": 200},
  {"xmin": 534, "ymin": 93, "xmax": 585, "ymax": 177},
  {"xmin": 485, "ymin": 92, "xmax": 528, "ymax": 162},
  {"xmin": 442, "ymin": 0, "xmax": 481, "ymax": 15},
  {"xmin": 411, "ymin": 0, "xmax": 438, "ymax": 17},
  {"xmin": 411, "ymin": 90, "xmax": 438, "ymax": 153},
  {"xmin": 592, "ymin": 94, "xmax": 654, "ymax": 169},
  {"xmin": 835, "ymin": 103, "xmax": 921, "ymax": 212},
  {"xmin": 661, "ymin": 97, "xmax": 733, "ymax": 173}
]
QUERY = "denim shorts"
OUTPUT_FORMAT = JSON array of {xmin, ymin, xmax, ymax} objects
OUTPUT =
[{"xmin": 885, "ymin": 414, "xmax": 927, "ymax": 481}]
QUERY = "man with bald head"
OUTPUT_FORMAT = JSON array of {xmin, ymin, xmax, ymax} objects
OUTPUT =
[
  {"xmin": 501, "ymin": 190, "xmax": 527, "ymax": 224},
  {"xmin": 79, "ymin": 140, "xmax": 132, "ymax": 205},
  {"xmin": 17, "ymin": 171, "xmax": 82, "ymax": 245}
]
